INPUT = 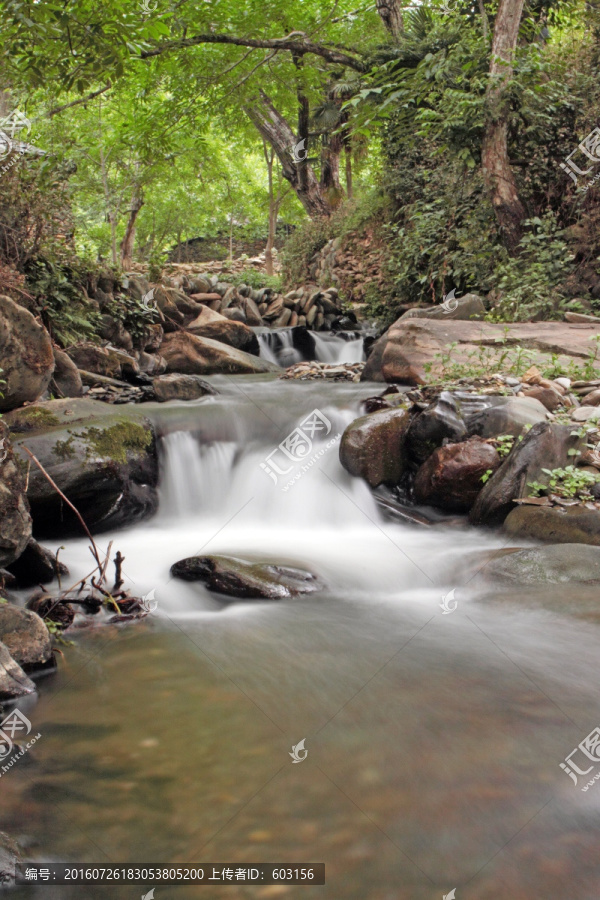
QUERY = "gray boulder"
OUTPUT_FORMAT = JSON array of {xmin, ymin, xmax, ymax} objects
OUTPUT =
[
  {"xmin": 467, "ymin": 397, "xmax": 548, "ymax": 439},
  {"xmin": 0, "ymin": 422, "xmax": 32, "ymax": 568},
  {"xmin": 407, "ymin": 391, "xmax": 467, "ymax": 463},
  {"xmin": 0, "ymin": 640, "xmax": 36, "ymax": 699},
  {"xmin": 170, "ymin": 555, "xmax": 323, "ymax": 600},
  {"xmin": 50, "ymin": 348, "xmax": 83, "ymax": 398},
  {"xmin": 152, "ymin": 373, "xmax": 217, "ymax": 402},
  {"xmin": 0, "ymin": 605, "xmax": 52, "ymax": 669},
  {"xmin": 339, "ymin": 407, "xmax": 411, "ymax": 487},
  {"xmin": 504, "ymin": 505, "xmax": 600, "ymax": 546}
]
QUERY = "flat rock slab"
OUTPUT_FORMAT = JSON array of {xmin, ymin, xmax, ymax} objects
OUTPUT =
[
  {"xmin": 362, "ymin": 319, "xmax": 600, "ymax": 384},
  {"xmin": 476, "ymin": 543, "xmax": 600, "ymax": 584},
  {"xmin": 170, "ymin": 555, "xmax": 324, "ymax": 600},
  {"xmin": 504, "ymin": 504, "xmax": 600, "ymax": 546}
]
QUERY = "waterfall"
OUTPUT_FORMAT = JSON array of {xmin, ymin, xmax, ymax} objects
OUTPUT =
[
  {"xmin": 256, "ymin": 329, "xmax": 302, "ymax": 367},
  {"xmin": 311, "ymin": 332, "xmax": 365, "ymax": 364},
  {"xmin": 257, "ymin": 327, "xmax": 364, "ymax": 367}
]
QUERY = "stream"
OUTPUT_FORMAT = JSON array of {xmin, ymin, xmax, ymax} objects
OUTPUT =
[{"xmin": 3, "ymin": 358, "xmax": 600, "ymax": 899}]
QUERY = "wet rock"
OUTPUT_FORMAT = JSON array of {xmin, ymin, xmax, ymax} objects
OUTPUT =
[
  {"xmin": 160, "ymin": 332, "xmax": 279, "ymax": 376},
  {"xmin": 479, "ymin": 543, "xmax": 600, "ymax": 584},
  {"xmin": 339, "ymin": 407, "xmax": 412, "ymax": 487},
  {"xmin": 504, "ymin": 505, "xmax": 600, "ymax": 546},
  {"xmin": 170, "ymin": 555, "xmax": 323, "ymax": 600},
  {"xmin": 7, "ymin": 399, "xmax": 158, "ymax": 538},
  {"xmin": 0, "ymin": 294, "xmax": 54, "ymax": 411},
  {"xmin": 50, "ymin": 348, "xmax": 83, "ymax": 399},
  {"xmin": 0, "ymin": 422, "xmax": 32, "ymax": 569},
  {"xmin": 0, "ymin": 640, "xmax": 36, "ymax": 699},
  {"xmin": 186, "ymin": 306, "xmax": 259, "ymax": 354},
  {"xmin": 466, "ymin": 397, "xmax": 548, "ymax": 439},
  {"xmin": 470, "ymin": 422, "xmax": 581, "ymax": 526},
  {"xmin": 6, "ymin": 539, "xmax": 69, "ymax": 588},
  {"xmin": 413, "ymin": 439, "xmax": 501, "ymax": 512},
  {"xmin": 407, "ymin": 392, "xmax": 467, "ymax": 463},
  {"xmin": 27, "ymin": 594, "xmax": 75, "ymax": 630},
  {"xmin": 152, "ymin": 373, "xmax": 217, "ymax": 402},
  {"xmin": 0, "ymin": 605, "xmax": 52, "ymax": 669},
  {"xmin": 400, "ymin": 293, "xmax": 486, "ymax": 321}
]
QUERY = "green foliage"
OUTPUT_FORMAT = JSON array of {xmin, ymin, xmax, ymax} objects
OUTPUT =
[
  {"xmin": 228, "ymin": 270, "xmax": 282, "ymax": 291},
  {"xmin": 23, "ymin": 258, "xmax": 101, "ymax": 346},
  {"xmin": 281, "ymin": 216, "xmax": 335, "ymax": 288},
  {"xmin": 528, "ymin": 466, "xmax": 600, "ymax": 501}
]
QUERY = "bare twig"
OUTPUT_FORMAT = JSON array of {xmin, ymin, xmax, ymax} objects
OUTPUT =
[{"xmin": 113, "ymin": 551, "xmax": 125, "ymax": 592}]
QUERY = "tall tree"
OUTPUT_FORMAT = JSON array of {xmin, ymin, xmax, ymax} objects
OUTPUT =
[{"xmin": 481, "ymin": 0, "xmax": 526, "ymax": 254}]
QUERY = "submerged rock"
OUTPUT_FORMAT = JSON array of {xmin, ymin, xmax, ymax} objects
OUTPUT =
[
  {"xmin": 170, "ymin": 555, "xmax": 324, "ymax": 600},
  {"xmin": 0, "ymin": 605, "xmax": 52, "ymax": 669},
  {"xmin": 0, "ymin": 294, "xmax": 54, "ymax": 411},
  {"xmin": 0, "ymin": 640, "xmax": 36, "ymax": 699},
  {"xmin": 478, "ymin": 544, "xmax": 600, "ymax": 584},
  {"xmin": 339, "ymin": 407, "xmax": 411, "ymax": 487},
  {"xmin": 413, "ymin": 439, "xmax": 500, "ymax": 512}
]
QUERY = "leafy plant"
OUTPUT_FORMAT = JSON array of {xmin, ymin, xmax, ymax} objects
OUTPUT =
[{"xmin": 528, "ymin": 466, "xmax": 600, "ymax": 501}]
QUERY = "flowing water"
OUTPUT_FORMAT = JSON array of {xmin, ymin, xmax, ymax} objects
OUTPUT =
[
  {"xmin": 3, "ymin": 371, "xmax": 600, "ymax": 899},
  {"xmin": 256, "ymin": 328, "xmax": 364, "ymax": 367}
]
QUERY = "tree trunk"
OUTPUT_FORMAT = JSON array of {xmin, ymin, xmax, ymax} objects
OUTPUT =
[
  {"xmin": 321, "ymin": 131, "xmax": 342, "ymax": 195},
  {"xmin": 345, "ymin": 144, "xmax": 353, "ymax": 199},
  {"xmin": 120, "ymin": 187, "xmax": 143, "ymax": 269},
  {"xmin": 376, "ymin": 0, "xmax": 403, "ymax": 37},
  {"xmin": 246, "ymin": 91, "xmax": 330, "ymax": 218},
  {"xmin": 481, "ymin": 0, "xmax": 526, "ymax": 254},
  {"xmin": 263, "ymin": 141, "xmax": 277, "ymax": 276}
]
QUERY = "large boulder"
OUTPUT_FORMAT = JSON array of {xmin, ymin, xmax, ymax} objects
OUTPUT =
[
  {"xmin": 0, "ymin": 421, "xmax": 32, "ymax": 568},
  {"xmin": 0, "ymin": 640, "xmax": 36, "ymax": 699},
  {"xmin": 339, "ymin": 407, "xmax": 412, "ymax": 488},
  {"xmin": 186, "ymin": 306, "xmax": 259, "ymax": 354},
  {"xmin": 0, "ymin": 605, "xmax": 52, "ymax": 669},
  {"xmin": 413, "ymin": 439, "xmax": 501, "ymax": 512},
  {"xmin": 6, "ymin": 538, "xmax": 69, "ymax": 588},
  {"xmin": 0, "ymin": 295, "xmax": 54, "ymax": 410},
  {"xmin": 406, "ymin": 392, "xmax": 467, "ymax": 463},
  {"xmin": 66, "ymin": 343, "xmax": 139, "ymax": 380},
  {"xmin": 362, "ymin": 318, "xmax": 600, "ymax": 384},
  {"xmin": 152, "ymin": 373, "xmax": 217, "ymax": 402},
  {"xmin": 160, "ymin": 332, "xmax": 279, "ymax": 376},
  {"xmin": 504, "ymin": 505, "xmax": 600, "ymax": 546},
  {"xmin": 467, "ymin": 397, "xmax": 548, "ymax": 438},
  {"xmin": 50, "ymin": 348, "xmax": 83, "ymax": 398},
  {"xmin": 170, "ymin": 555, "xmax": 323, "ymax": 600},
  {"xmin": 470, "ymin": 422, "xmax": 581, "ymax": 526},
  {"xmin": 400, "ymin": 293, "xmax": 486, "ymax": 321},
  {"xmin": 478, "ymin": 544, "xmax": 600, "ymax": 585},
  {"xmin": 4, "ymin": 399, "xmax": 158, "ymax": 538}
]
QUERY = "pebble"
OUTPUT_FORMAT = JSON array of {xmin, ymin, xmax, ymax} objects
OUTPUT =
[{"xmin": 280, "ymin": 362, "xmax": 364, "ymax": 382}]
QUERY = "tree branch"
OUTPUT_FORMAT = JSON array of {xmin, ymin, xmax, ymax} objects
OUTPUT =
[
  {"xmin": 45, "ymin": 83, "xmax": 112, "ymax": 118},
  {"xmin": 140, "ymin": 32, "xmax": 368, "ymax": 72}
]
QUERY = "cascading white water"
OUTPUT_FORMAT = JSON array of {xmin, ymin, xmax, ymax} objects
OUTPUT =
[
  {"xmin": 256, "ymin": 329, "xmax": 302, "ymax": 367},
  {"xmin": 311, "ymin": 332, "xmax": 365, "ymax": 364}
]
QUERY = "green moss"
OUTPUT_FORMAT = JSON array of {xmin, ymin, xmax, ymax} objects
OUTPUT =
[
  {"xmin": 53, "ymin": 436, "xmax": 77, "ymax": 460},
  {"xmin": 81, "ymin": 421, "xmax": 152, "ymax": 464},
  {"xmin": 8, "ymin": 407, "xmax": 61, "ymax": 434}
]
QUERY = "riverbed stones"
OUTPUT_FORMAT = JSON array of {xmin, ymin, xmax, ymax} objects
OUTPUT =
[
  {"xmin": 160, "ymin": 332, "xmax": 279, "ymax": 376},
  {"xmin": 340, "ymin": 407, "xmax": 411, "ymax": 487},
  {"xmin": 0, "ymin": 422, "xmax": 32, "ymax": 569},
  {"xmin": 503, "ymin": 505, "xmax": 600, "ymax": 546},
  {"xmin": 0, "ymin": 294, "xmax": 54, "ymax": 411},
  {"xmin": 413, "ymin": 439, "xmax": 501, "ymax": 512},
  {"xmin": 0, "ymin": 606, "xmax": 52, "ymax": 669},
  {"xmin": 0, "ymin": 641, "xmax": 36, "ymax": 699},
  {"xmin": 478, "ymin": 544, "xmax": 600, "ymax": 584},
  {"xmin": 470, "ymin": 422, "xmax": 581, "ymax": 526},
  {"xmin": 5, "ymin": 399, "xmax": 159, "ymax": 538},
  {"xmin": 170, "ymin": 555, "xmax": 324, "ymax": 600},
  {"xmin": 152, "ymin": 373, "xmax": 217, "ymax": 402}
]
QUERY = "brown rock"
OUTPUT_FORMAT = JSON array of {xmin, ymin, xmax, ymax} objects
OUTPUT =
[
  {"xmin": 66, "ymin": 344, "xmax": 139, "ymax": 380},
  {"xmin": 504, "ymin": 505, "xmax": 600, "ymax": 546},
  {"xmin": 413, "ymin": 439, "xmax": 501, "ymax": 512},
  {"xmin": 50, "ymin": 348, "xmax": 83, "ymax": 398},
  {"xmin": 160, "ymin": 332, "xmax": 279, "ymax": 376},
  {"xmin": 339, "ymin": 407, "xmax": 412, "ymax": 487},
  {"xmin": 0, "ymin": 295, "xmax": 54, "ymax": 411},
  {"xmin": 152, "ymin": 373, "xmax": 217, "ymax": 402},
  {"xmin": 0, "ymin": 421, "xmax": 32, "ymax": 568},
  {"xmin": 521, "ymin": 385, "xmax": 564, "ymax": 412},
  {"xmin": 186, "ymin": 306, "xmax": 258, "ymax": 353}
]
